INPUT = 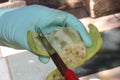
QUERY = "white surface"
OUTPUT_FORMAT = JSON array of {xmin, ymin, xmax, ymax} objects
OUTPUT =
[
  {"xmin": 7, "ymin": 51, "xmax": 56, "ymax": 80},
  {"xmin": 0, "ymin": 58, "xmax": 11, "ymax": 80},
  {"xmin": 89, "ymin": 78, "xmax": 100, "ymax": 80},
  {"xmin": 0, "ymin": 46, "xmax": 26, "ymax": 57}
]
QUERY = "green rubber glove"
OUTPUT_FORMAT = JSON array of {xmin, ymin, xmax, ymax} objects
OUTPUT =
[{"xmin": 0, "ymin": 5, "xmax": 92, "ymax": 63}]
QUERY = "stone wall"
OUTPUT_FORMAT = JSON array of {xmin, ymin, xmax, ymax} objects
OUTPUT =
[{"xmin": 83, "ymin": 0, "xmax": 120, "ymax": 18}]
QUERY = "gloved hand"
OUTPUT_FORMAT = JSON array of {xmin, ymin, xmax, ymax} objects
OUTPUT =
[{"xmin": 0, "ymin": 5, "xmax": 92, "ymax": 63}]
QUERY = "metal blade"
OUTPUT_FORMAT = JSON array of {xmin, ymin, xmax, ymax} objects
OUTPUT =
[
  {"xmin": 37, "ymin": 28, "xmax": 68, "ymax": 76},
  {"xmin": 37, "ymin": 28, "xmax": 56, "ymax": 55}
]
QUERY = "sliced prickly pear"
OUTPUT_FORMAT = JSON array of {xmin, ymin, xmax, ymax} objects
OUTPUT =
[
  {"xmin": 27, "ymin": 27, "xmax": 86, "ymax": 66},
  {"xmin": 48, "ymin": 27, "xmax": 86, "ymax": 68},
  {"xmin": 46, "ymin": 69, "xmax": 65, "ymax": 80},
  {"xmin": 27, "ymin": 24, "xmax": 102, "ymax": 80},
  {"xmin": 45, "ymin": 24, "xmax": 103, "ymax": 80}
]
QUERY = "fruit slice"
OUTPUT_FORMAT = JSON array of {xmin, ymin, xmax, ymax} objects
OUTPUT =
[
  {"xmin": 27, "ymin": 27, "xmax": 86, "ymax": 67},
  {"xmin": 46, "ymin": 69, "xmax": 65, "ymax": 80},
  {"xmin": 48, "ymin": 27, "xmax": 86, "ymax": 68},
  {"xmin": 27, "ymin": 24, "xmax": 102, "ymax": 80},
  {"xmin": 46, "ymin": 24, "xmax": 103, "ymax": 80}
]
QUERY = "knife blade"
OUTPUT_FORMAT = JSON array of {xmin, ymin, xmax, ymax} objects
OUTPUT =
[{"xmin": 37, "ymin": 28, "xmax": 79, "ymax": 80}]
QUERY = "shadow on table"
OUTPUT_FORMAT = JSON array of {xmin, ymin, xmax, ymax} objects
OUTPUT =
[{"xmin": 73, "ymin": 28, "xmax": 120, "ymax": 77}]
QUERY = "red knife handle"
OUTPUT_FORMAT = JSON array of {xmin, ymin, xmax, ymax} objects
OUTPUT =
[{"xmin": 65, "ymin": 69, "xmax": 79, "ymax": 80}]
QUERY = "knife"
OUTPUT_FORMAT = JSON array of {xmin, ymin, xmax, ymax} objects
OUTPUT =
[{"xmin": 37, "ymin": 28, "xmax": 79, "ymax": 80}]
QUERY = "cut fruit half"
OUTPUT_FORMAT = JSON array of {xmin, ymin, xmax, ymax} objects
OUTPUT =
[
  {"xmin": 27, "ymin": 27, "xmax": 86, "ymax": 67},
  {"xmin": 45, "ymin": 24, "xmax": 103, "ymax": 80},
  {"xmin": 27, "ymin": 24, "xmax": 102, "ymax": 80}
]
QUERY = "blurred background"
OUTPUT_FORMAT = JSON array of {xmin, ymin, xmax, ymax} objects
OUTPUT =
[{"xmin": 0, "ymin": 0, "xmax": 120, "ymax": 80}]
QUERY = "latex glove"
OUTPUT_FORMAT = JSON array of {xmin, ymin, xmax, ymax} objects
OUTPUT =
[{"xmin": 0, "ymin": 5, "xmax": 92, "ymax": 63}]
